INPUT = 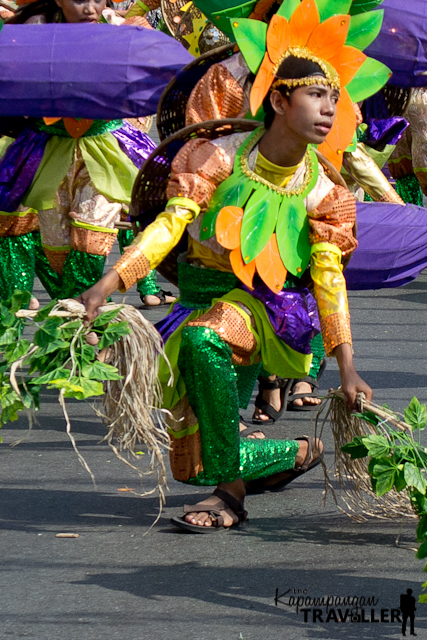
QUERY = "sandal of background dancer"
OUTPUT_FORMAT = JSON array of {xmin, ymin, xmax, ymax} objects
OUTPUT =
[
  {"xmin": 286, "ymin": 360, "xmax": 326, "ymax": 412},
  {"xmin": 245, "ymin": 436, "xmax": 323, "ymax": 494},
  {"xmin": 252, "ymin": 377, "xmax": 294, "ymax": 424},
  {"xmin": 139, "ymin": 290, "xmax": 177, "ymax": 309},
  {"xmin": 239, "ymin": 416, "xmax": 266, "ymax": 439},
  {"xmin": 170, "ymin": 488, "xmax": 248, "ymax": 534}
]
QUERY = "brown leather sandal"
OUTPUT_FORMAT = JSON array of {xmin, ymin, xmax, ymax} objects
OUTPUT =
[{"xmin": 170, "ymin": 488, "xmax": 248, "ymax": 534}]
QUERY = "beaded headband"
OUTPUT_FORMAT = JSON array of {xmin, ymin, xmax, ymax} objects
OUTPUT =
[{"xmin": 230, "ymin": 0, "xmax": 392, "ymax": 170}]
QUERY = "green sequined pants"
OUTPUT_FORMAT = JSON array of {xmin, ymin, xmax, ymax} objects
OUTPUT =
[
  {"xmin": 395, "ymin": 174, "xmax": 423, "ymax": 206},
  {"xmin": 118, "ymin": 229, "xmax": 161, "ymax": 297},
  {"xmin": 178, "ymin": 325, "xmax": 299, "ymax": 486}
]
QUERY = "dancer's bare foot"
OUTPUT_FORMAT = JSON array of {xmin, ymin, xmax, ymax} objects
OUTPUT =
[
  {"xmin": 262, "ymin": 437, "xmax": 323, "ymax": 487},
  {"xmin": 184, "ymin": 480, "xmax": 245, "ymax": 529},
  {"xmin": 143, "ymin": 292, "xmax": 177, "ymax": 307},
  {"xmin": 29, "ymin": 296, "xmax": 40, "ymax": 310},
  {"xmin": 291, "ymin": 381, "xmax": 321, "ymax": 408},
  {"xmin": 239, "ymin": 421, "xmax": 265, "ymax": 439},
  {"xmin": 253, "ymin": 377, "xmax": 321, "ymax": 421}
]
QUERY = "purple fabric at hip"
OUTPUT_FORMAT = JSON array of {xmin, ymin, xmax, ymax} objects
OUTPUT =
[
  {"xmin": 346, "ymin": 202, "xmax": 427, "ymax": 290},
  {"xmin": 364, "ymin": 117, "xmax": 409, "ymax": 148},
  {"xmin": 244, "ymin": 284, "xmax": 321, "ymax": 355},
  {"xmin": 0, "ymin": 128, "xmax": 49, "ymax": 212},
  {"xmin": 0, "ymin": 24, "xmax": 193, "ymax": 119},
  {"xmin": 155, "ymin": 303, "xmax": 193, "ymax": 343},
  {"xmin": 112, "ymin": 121, "xmax": 156, "ymax": 170}
]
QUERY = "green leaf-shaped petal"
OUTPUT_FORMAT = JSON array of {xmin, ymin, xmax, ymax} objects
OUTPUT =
[
  {"xmin": 203, "ymin": 1, "xmax": 258, "ymax": 38},
  {"xmin": 350, "ymin": 0, "xmax": 384, "ymax": 16},
  {"xmin": 345, "ymin": 10, "xmax": 383, "ymax": 50},
  {"xmin": 346, "ymin": 57, "xmax": 392, "ymax": 102},
  {"xmin": 276, "ymin": 195, "xmax": 310, "ymax": 276},
  {"xmin": 231, "ymin": 18, "xmax": 267, "ymax": 74},
  {"xmin": 277, "ymin": 0, "xmax": 299, "ymax": 20},
  {"xmin": 200, "ymin": 175, "xmax": 254, "ymax": 241},
  {"xmin": 315, "ymin": 0, "xmax": 351, "ymax": 22},
  {"xmin": 240, "ymin": 187, "xmax": 279, "ymax": 263}
]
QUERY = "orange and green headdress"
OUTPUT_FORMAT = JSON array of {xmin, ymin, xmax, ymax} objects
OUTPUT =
[{"xmin": 230, "ymin": 0, "xmax": 392, "ymax": 169}]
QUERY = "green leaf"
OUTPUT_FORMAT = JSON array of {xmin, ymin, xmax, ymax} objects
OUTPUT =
[
  {"xmin": 33, "ymin": 299, "xmax": 57, "ymax": 322},
  {"xmin": 417, "ymin": 540, "xmax": 427, "ymax": 559},
  {"xmin": 97, "ymin": 322, "xmax": 131, "ymax": 350},
  {"xmin": 5, "ymin": 290, "xmax": 32, "ymax": 313},
  {"xmin": 394, "ymin": 467, "xmax": 407, "ymax": 492},
  {"xmin": 411, "ymin": 491, "xmax": 427, "ymax": 517},
  {"xmin": 200, "ymin": 175, "xmax": 254, "ymax": 241},
  {"xmin": 30, "ymin": 368, "xmax": 72, "ymax": 384},
  {"xmin": 352, "ymin": 410, "xmax": 379, "ymax": 426},
  {"xmin": 372, "ymin": 460, "xmax": 396, "ymax": 496},
  {"xmin": 417, "ymin": 515, "xmax": 427, "ymax": 543},
  {"xmin": 82, "ymin": 361, "xmax": 122, "ymax": 381},
  {"xmin": 276, "ymin": 195, "xmax": 310, "ymax": 277},
  {"xmin": 93, "ymin": 307, "xmax": 123, "ymax": 328},
  {"xmin": 346, "ymin": 10, "xmax": 384, "ymax": 50},
  {"xmin": 404, "ymin": 396, "xmax": 427, "ymax": 431},
  {"xmin": 404, "ymin": 462, "xmax": 427, "ymax": 495},
  {"xmin": 346, "ymin": 57, "xmax": 392, "ymax": 102},
  {"xmin": 418, "ymin": 594, "xmax": 427, "ymax": 603},
  {"xmin": 277, "ymin": 0, "xmax": 299, "ymax": 20},
  {"xmin": 231, "ymin": 18, "xmax": 267, "ymax": 75},
  {"xmin": 79, "ymin": 344, "xmax": 96, "ymax": 364},
  {"xmin": 240, "ymin": 188, "xmax": 278, "ymax": 263},
  {"xmin": 363, "ymin": 434, "xmax": 391, "ymax": 458},
  {"xmin": 37, "ymin": 339, "xmax": 70, "ymax": 357},
  {"xmin": 4, "ymin": 339, "xmax": 31, "ymax": 364},
  {"xmin": 0, "ymin": 327, "xmax": 19, "ymax": 347},
  {"xmin": 315, "ymin": 0, "xmax": 351, "ymax": 22},
  {"xmin": 33, "ymin": 317, "xmax": 63, "ymax": 348},
  {"xmin": 202, "ymin": 2, "xmax": 257, "ymax": 39},
  {"xmin": 0, "ymin": 308, "xmax": 17, "ymax": 329},
  {"xmin": 78, "ymin": 378, "xmax": 104, "ymax": 399},
  {"xmin": 350, "ymin": 0, "xmax": 384, "ymax": 16},
  {"xmin": 341, "ymin": 436, "xmax": 369, "ymax": 459}
]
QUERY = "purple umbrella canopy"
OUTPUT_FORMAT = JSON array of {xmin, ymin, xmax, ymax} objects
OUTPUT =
[
  {"xmin": 366, "ymin": 0, "xmax": 427, "ymax": 87},
  {"xmin": 346, "ymin": 202, "xmax": 427, "ymax": 290},
  {"xmin": 0, "ymin": 23, "xmax": 193, "ymax": 119}
]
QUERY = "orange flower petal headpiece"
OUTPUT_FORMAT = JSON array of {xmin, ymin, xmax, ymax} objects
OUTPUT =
[{"xmin": 231, "ymin": 0, "xmax": 392, "ymax": 169}]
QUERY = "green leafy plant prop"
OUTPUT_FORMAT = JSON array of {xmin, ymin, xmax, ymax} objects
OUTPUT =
[
  {"xmin": 339, "ymin": 394, "xmax": 427, "ymax": 602},
  {"xmin": 0, "ymin": 291, "xmax": 171, "ymax": 504}
]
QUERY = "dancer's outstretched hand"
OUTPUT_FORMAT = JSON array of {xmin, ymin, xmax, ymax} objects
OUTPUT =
[
  {"xmin": 76, "ymin": 269, "xmax": 122, "ymax": 321},
  {"xmin": 335, "ymin": 343, "xmax": 373, "ymax": 410}
]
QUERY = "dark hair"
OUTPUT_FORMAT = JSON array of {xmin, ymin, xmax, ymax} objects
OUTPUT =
[
  {"xmin": 263, "ymin": 55, "xmax": 326, "ymax": 128},
  {"xmin": 7, "ymin": 0, "xmax": 62, "ymax": 23}
]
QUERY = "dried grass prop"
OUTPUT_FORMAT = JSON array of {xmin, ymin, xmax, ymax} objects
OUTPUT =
[
  {"xmin": 315, "ymin": 390, "xmax": 417, "ymax": 522},
  {"xmin": 2, "ymin": 293, "xmax": 172, "ymax": 510}
]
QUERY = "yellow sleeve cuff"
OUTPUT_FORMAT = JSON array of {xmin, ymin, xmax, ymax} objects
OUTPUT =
[{"xmin": 310, "ymin": 242, "xmax": 342, "ymax": 259}]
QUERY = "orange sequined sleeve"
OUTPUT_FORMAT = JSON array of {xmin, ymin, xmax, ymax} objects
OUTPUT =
[
  {"xmin": 186, "ymin": 63, "xmax": 247, "ymax": 125},
  {"xmin": 166, "ymin": 137, "xmax": 234, "ymax": 210},
  {"xmin": 308, "ymin": 186, "xmax": 357, "ymax": 355}
]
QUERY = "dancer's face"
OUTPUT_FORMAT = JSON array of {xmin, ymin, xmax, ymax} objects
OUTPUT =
[
  {"xmin": 55, "ymin": 0, "xmax": 106, "ymax": 23},
  {"xmin": 270, "ymin": 81, "xmax": 339, "ymax": 146}
]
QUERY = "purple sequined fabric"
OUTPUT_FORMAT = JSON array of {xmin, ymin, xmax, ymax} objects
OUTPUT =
[
  {"xmin": 0, "ymin": 128, "xmax": 49, "ymax": 212},
  {"xmin": 155, "ymin": 302, "xmax": 193, "ymax": 343},
  {"xmin": 364, "ymin": 117, "xmax": 409, "ymax": 148},
  {"xmin": 244, "ymin": 284, "xmax": 320, "ymax": 355},
  {"xmin": 112, "ymin": 121, "xmax": 156, "ymax": 170}
]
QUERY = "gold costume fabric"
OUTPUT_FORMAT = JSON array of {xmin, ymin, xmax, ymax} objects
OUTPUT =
[{"xmin": 344, "ymin": 144, "xmax": 404, "ymax": 204}]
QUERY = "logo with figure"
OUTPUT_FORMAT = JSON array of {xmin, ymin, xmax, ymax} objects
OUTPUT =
[{"xmin": 400, "ymin": 588, "xmax": 417, "ymax": 636}]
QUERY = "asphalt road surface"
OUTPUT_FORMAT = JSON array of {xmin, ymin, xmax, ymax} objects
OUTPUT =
[{"xmin": 1, "ymin": 246, "xmax": 426, "ymax": 640}]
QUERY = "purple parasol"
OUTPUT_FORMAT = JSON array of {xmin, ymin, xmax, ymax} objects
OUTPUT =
[
  {"xmin": 366, "ymin": 0, "xmax": 427, "ymax": 87},
  {"xmin": 0, "ymin": 24, "xmax": 193, "ymax": 119},
  {"xmin": 346, "ymin": 202, "xmax": 427, "ymax": 290}
]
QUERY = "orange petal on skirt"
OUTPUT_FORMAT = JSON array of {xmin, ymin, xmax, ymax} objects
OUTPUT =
[
  {"xmin": 288, "ymin": 0, "xmax": 320, "ymax": 48},
  {"xmin": 43, "ymin": 117, "xmax": 62, "ymax": 126},
  {"xmin": 250, "ymin": 54, "xmax": 275, "ymax": 116},
  {"xmin": 230, "ymin": 247, "xmax": 256, "ymax": 289},
  {"xmin": 63, "ymin": 118, "xmax": 94, "ymax": 138},
  {"xmin": 307, "ymin": 15, "xmax": 350, "ymax": 61},
  {"xmin": 255, "ymin": 233, "xmax": 287, "ymax": 293},
  {"xmin": 216, "ymin": 206, "xmax": 244, "ymax": 250},
  {"xmin": 266, "ymin": 15, "xmax": 290, "ymax": 65}
]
